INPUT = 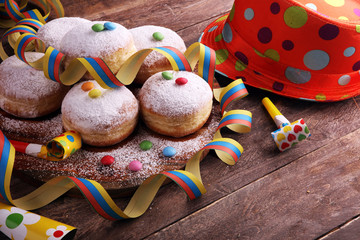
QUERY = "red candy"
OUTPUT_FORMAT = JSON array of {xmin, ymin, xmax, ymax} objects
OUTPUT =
[
  {"xmin": 101, "ymin": 155, "xmax": 114, "ymax": 165},
  {"xmin": 175, "ymin": 77, "xmax": 188, "ymax": 85}
]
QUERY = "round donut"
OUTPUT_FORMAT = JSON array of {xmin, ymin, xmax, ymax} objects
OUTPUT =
[
  {"xmin": 36, "ymin": 17, "xmax": 90, "ymax": 50},
  {"xmin": 0, "ymin": 53, "xmax": 70, "ymax": 118},
  {"xmin": 139, "ymin": 71, "xmax": 213, "ymax": 137},
  {"xmin": 130, "ymin": 25, "xmax": 186, "ymax": 84},
  {"xmin": 60, "ymin": 21, "xmax": 137, "ymax": 79},
  {"xmin": 61, "ymin": 80, "xmax": 139, "ymax": 146}
]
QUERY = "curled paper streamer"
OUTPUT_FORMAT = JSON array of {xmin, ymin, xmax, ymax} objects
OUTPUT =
[
  {"xmin": 0, "ymin": 11, "xmax": 253, "ymax": 220},
  {"xmin": 0, "ymin": 202, "xmax": 76, "ymax": 240},
  {"xmin": 1, "ymin": 20, "xmax": 213, "ymax": 89},
  {"xmin": 0, "ymin": 0, "xmax": 64, "ymax": 28},
  {"xmin": 0, "ymin": 79, "xmax": 251, "ymax": 220},
  {"xmin": 9, "ymin": 131, "xmax": 81, "ymax": 161}
]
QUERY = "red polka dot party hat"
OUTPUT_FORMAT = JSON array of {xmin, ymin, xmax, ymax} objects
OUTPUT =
[{"xmin": 200, "ymin": 0, "xmax": 360, "ymax": 101}]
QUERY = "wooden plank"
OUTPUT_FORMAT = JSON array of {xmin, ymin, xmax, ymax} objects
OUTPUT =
[
  {"xmin": 2, "ymin": 0, "xmax": 360, "ymax": 239},
  {"xmin": 62, "ymin": 0, "xmax": 233, "ymax": 32},
  {"xmin": 319, "ymin": 216, "xmax": 360, "ymax": 240},
  {"xmin": 146, "ymin": 127, "xmax": 360, "ymax": 239},
  {"xmin": 22, "ymin": 89, "xmax": 360, "ymax": 239},
  {"xmin": 3, "ymin": 20, "xmax": 360, "ymax": 237},
  {"xmin": 1, "ymin": 0, "xmax": 231, "ymax": 62}
]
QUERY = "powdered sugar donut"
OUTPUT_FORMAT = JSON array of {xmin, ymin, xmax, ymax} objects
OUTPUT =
[
  {"xmin": 36, "ymin": 17, "xmax": 90, "ymax": 50},
  {"xmin": 0, "ymin": 53, "xmax": 69, "ymax": 118},
  {"xmin": 60, "ymin": 21, "xmax": 137, "ymax": 79},
  {"xmin": 61, "ymin": 80, "xmax": 139, "ymax": 146},
  {"xmin": 130, "ymin": 25, "xmax": 186, "ymax": 84},
  {"xmin": 139, "ymin": 71, "xmax": 213, "ymax": 137}
]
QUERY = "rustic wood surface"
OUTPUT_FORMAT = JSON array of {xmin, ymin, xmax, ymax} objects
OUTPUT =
[{"xmin": 2, "ymin": 0, "xmax": 360, "ymax": 239}]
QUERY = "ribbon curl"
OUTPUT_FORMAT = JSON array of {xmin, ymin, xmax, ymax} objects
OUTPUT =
[
  {"xmin": 0, "ymin": 80, "xmax": 251, "ymax": 219},
  {"xmin": 0, "ymin": 10, "xmax": 252, "ymax": 220},
  {"xmin": 0, "ymin": 0, "xmax": 64, "ymax": 28}
]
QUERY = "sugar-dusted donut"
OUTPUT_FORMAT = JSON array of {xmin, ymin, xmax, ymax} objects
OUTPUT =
[
  {"xmin": 60, "ymin": 21, "xmax": 137, "ymax": 79},
  {"xmin": 1, "ymin": 102, "xmax": 221, "ymax": 195},
  {"xmin": 139, "ymin": 71, "xmax": 213, "ymax": 137},
  {"xmin": 0, "ymin": 53, "xmax": 70, "ymax": 118},
  {"xmin": 36, "ymin": 17, "xmax": 90, "ymax": 50},
  {"xmin": 61, "ymin": 80, "xmax": 139, "ymax": 146},
  {"xmin": 130, "ymin": 25, "xmax": 186, "ymax": 84}
]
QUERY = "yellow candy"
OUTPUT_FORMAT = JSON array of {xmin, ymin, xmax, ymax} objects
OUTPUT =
[
  {"xmin": 89, "ymin": 89, "xmax": 102, "ymax": 98},
  {"xmin": 277, "ymin": 133, "xmax": 286, "ymax": 142}
]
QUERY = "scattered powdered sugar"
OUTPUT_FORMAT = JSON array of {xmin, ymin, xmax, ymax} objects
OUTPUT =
[
  {"xmin": 36, "ymin": 17, "xmax": 90, "ymax": 50},
  {"xmin": 11, "ymin": 106, "xmax": 221, "ymax": 190},
  {"xmin": 139, "ymin": 71, "xmax": 213, "ymax": 116},
  {"xmin": 130, "ymin": 25, "xmax": 186, "ymax": 66},
  {"xmin": 0, "ymin": 111, "xmax": 64, "ymax": 142},
  {"xmin": 0, "ymin": 53, "xmax": 67, "ymax": 101},
  {"xmin": 61, "ymin": 80, "xmax": 138, "ymax": 132},
  {"xmin": 60, "ymin": 21, "xmax": 133, "ymax": 57}
]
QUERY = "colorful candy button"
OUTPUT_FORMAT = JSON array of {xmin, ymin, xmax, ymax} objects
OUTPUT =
[
  {"xmin": 129, "ymin": 160, "xmax": 142, "ymax": 171},
  {"xmin": 175, "ymin": 77, "xmax": 188, "ymax": 85},
  {"xmin": 140, "ymin": 140, "xmax": 153, "ymax": 151},
  {"xmin": 81, "ymin": 82, "xmax": 94, "ymax": 92},
  {"xmin": 92, "ymin": 23, "xmax": 104, "ymax": 32},
  {"xmin": 89, "ymin": 89, "xmax": 102, "ymax": 98},
  {"xmin": 104, "ymin": 22, "xmax": 116, "ymax": 30},
  {"xmin": 101, "ymin": 155, "xmax": 114, "ymax": 165},
  {"xmin": 153, "ymin": 32, "xmax": 164, "ymax": 41},
  {"xmin": 163, "ymin": 146, "xmax": 176, "ymax": 157},
  {"xmin": 162, "ymin": 71, "xmax": 173, "ymax": 80}
]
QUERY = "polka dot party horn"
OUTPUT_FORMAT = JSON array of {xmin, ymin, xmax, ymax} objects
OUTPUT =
[
  {"xmin": 200, "ymin": 0, "xmax": 360, "ymax": 101},
  {"xmin": 262, "ymin": 97, "xmax": 310, "ymax": 152},
  {"xmin": 0, "ymin": 202, "xmax": 76, "ymax": 240},
  {"xmin": 9, "ymin": 131, "xmax": 81, "ymax": 161}
]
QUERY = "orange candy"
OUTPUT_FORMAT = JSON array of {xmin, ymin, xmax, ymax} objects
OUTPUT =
[{"xmin": 81, "ymin": 82, "xmax": 94, "ymax": 92}]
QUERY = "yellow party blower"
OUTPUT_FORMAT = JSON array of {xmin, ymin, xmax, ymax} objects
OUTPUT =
[
  {"xmin": 262, "ymin": 97, "xmax": 311, "ymax": 152},
  {"xmin": 0, "ymin": 202, "xmax": 76, "ymax": 239},
  {"xmin": 9, "ymin": 131, "xmax": 82, "ymax": 161}
]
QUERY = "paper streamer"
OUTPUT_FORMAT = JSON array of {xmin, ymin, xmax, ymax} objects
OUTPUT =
[
  {"xmin": 0, "ymin": 5, "xmax": 253, "ymax": 221},
  {"xmin": 0, "ymin": 202, "xmax": 76, "ymax": 240},
  {"xmin": 0, "ymin": 22, "xmax": 210, "ymax": 89},
  {"xmin": 9, "ymin": 131, "xmax": 81, "ymax": 161},
  {"xmin": 0, "ymin": 0, "xmax": 64, "ymax": 28},
  {"xmin": 0, "ymin": 79, "xmax": 251, "ymax": 220}
]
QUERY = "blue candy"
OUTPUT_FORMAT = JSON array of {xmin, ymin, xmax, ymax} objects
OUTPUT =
[
  {"xmin": 104, "ymin": 22, "xmax": 117, "ymax": 31},
  {"xmin": 163, "ymin": 146, "xmax": 176, "ymax": 157}
]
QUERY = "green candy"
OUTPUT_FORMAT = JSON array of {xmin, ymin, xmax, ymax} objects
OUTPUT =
[
  {"xmin": 92, "ymin": 23, "xmax": 105, "ymax": 32},
  {"xmin": 162, "ymin": 71, "xmax": 173, "ymax": 80},
  {"xmin": 140, "ymin": 140, "xmax": 153, "ymax": 151},
  {"xmin": 153, "ymin": 32, "xmax": 164, "ymax": 41}
]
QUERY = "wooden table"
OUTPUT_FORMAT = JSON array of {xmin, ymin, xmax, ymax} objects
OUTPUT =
[{"xmin": 3, "ymin": 0, "xmax": 360, "ymax": 239}]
